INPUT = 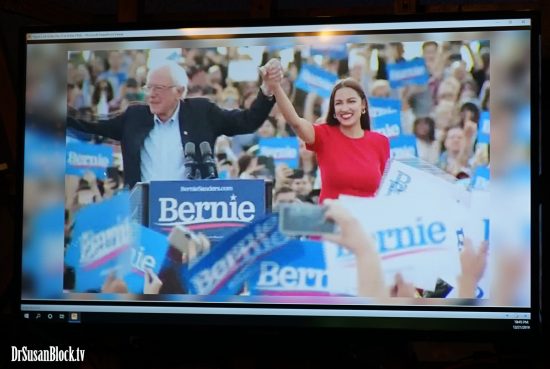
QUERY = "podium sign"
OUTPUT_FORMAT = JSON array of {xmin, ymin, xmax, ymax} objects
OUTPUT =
[{"xmin": 149, "ymin": 179, "xmax": 266, "ymax": 243}]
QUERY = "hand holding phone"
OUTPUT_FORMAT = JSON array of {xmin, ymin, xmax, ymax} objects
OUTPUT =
[
  {"xmin": 275, "ymin": 164, "xmax": 293, "ymax": 188},
  {"xmin": 168, "ymin": 225, "xmax": 210, "ymax": 265},
  {"xmin": 322, "ymin": 199, "xmax": 377, "ymax": 256},
  {"xmin": 168, "ymin": 225, "xmax": 194, "ymax": 254}
]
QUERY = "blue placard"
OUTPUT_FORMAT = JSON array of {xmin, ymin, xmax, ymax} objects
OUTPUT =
[
  {"xmin": 386, "ymin": 58, "xmax": 429, "ymax": 89},
  {"xmin": 65, "ymin": 192, "xmax": 134, "ymax": 292},
  {"xmin": 477, "ymin": 111, "xmax": 490, "ymax": 144},
  {"xmin": 372, "ymin": 112, "xmax": 402, "ymax": 138},
  {"xmin": 295, "ymin": 64, "xmax": 338, "ymax": 99},
  {"xmin": 259, "ymin": 137, "xmax": 300, "ymax": 169},
  {"xmin": 124, "ymin": 225, "xmax": 170, "ymax": 294},
  {"xmin": 390, "ymin": 135, "xmax": 417, "ymax": 158},
  {"xmin": 148, "ymin": 179, "xmax": 266, "ymax": 244},
  {"xmin": 368, "ymin": 97, "xmax": 402, "ymax": 119},
  {"xmin": 25, "ymin": 129, "xmax": 66, "ymax": 179},
  {"xmin": 22, "ymin": 204, "xmax": 65, "ymax": 298},
  {"xmin": 470, "ymin": 165, "xmax": 490, "ymax": 191},
  {"xmin": 66, "ymin": 141, "xmax": 113, "ymax": 179},
  {"xmin": 310, "ymin": 44, "xmax": 348, "ymax": 60},
  {"xmin": 182, "ymin": 213, "xmax": 292, "ymax": 295},
  {"xmin": 247, "ymin": 240, "xmax": 332, "ymax": 296}
]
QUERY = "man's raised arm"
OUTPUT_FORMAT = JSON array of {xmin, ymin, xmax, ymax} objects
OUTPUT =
[{"xmin": 67, "ymin": 109, "xmax": 126, "ymax": 141}]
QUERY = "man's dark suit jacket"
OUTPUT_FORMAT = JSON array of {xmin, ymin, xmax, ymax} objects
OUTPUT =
[{"xmin": 67, "ymin": 90, "xmax": 275, "ymax": 188}]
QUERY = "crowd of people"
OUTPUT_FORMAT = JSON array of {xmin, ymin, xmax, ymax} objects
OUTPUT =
[
  {"xmin": 66, "ymin": 41, "xmax": 490, "ymax": 210},
  {"xmin": 63, "ymin": 41, "xmax": 494, "ymax": 297}
]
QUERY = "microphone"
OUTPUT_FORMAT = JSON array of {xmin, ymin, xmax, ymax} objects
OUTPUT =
[
  {"xmin": 183, "ymin": 142, "xmax": 198, "ymax": 180},
  {"xmin": 199, "ymin": 141, "xmax": 217, "ymax": 179}
]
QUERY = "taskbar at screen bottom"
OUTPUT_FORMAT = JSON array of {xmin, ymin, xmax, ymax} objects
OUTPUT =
[{"xmin": 21, "ymin": 304, "xmax": 532, "ymax": 332}]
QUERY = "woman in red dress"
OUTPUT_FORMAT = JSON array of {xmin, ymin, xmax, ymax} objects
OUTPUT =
[{"xmin": 263, "ymin": 70, "xmax": 389, "ymax": 203}]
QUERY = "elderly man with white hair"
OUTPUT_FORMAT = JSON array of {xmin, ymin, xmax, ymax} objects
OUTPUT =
[{"xmin": 67, "ymin": 59, "xmax": 282, "ymax": 188}]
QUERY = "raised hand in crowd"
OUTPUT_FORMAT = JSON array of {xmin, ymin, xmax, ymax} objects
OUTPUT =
[
  {"xmin": 463, "ymin": 119, "xmax": 478, "ymax": 140},
  {"xmin": 239, "ymin": 156, "xmax": 265, "ymax": 179},
  {"xmin": 101, "ymin": 271, "xmax": 129, "ymax": 293},
  {"xmin": 323, "ymin": 200, "xmax": 373, "ymax": 255},
  {"xmin": 322, "ymin": 200, "xmax": 422, "ymax": 299},
  {"xmin": 390, "ymin": 273, "xmax": 417, "ymax": 298},
  {"xmin": 181, "ymin": 233, "xmax": 211, "ymax": 265},
  {"xmin": 457, "ymin": 238, "xmax": 489, "ymax": 298},
  {"xmin": 456, "ymin": 119, "xmax": 477, "ymax": 169},
  {"xmin": 323, "ymin": 199, "xmax": 387, "ymax": 298},
  {"xmin": 274, "ymin": 163, "xmax": 294, "ymax": 190}
]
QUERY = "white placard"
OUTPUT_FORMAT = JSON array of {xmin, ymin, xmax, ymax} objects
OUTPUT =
[
  {"xmin": 228, "ymin": 60, "xmax": 260, "ymax": 82},
  {"xmin": 332, "ymin": 194, "xmax": 462, "ymax": 292},
  {"xmin": 377, "ymin": 158, "xmax": 462, "ymax": 201}
]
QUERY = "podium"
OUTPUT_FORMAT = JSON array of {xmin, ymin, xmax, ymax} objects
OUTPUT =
[{"xmin": 130, "ymin": 179, "xmax": 272, "ymax": 244}]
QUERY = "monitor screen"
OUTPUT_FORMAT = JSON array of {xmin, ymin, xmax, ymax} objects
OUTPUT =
[{"xmin": 20, "ymin": 14, "xmax": 538, "ymax": 332}]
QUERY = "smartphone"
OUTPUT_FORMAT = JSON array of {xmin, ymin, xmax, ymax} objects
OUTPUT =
[
  {"xmin": 279, "ymin": 203, "xmax": 337, "ymax": 236},
  {"xmin": 168, "ymin": 225, "xmax": 209, "ymax": 266},
  {"xmin": 167, "ymin": 225, "xmax": 195, "ymax": 254},
  {"xmin": 216, "ymin": 153, "xmax": 227, "ymax": 162}
]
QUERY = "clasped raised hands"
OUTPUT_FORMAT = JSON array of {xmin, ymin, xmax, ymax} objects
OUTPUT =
[{"xmin": 259, "ymin": 58, "xmax": 284, "ymax": 94}]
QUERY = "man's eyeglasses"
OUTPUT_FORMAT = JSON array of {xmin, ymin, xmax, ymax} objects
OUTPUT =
[{"xmin": 143, "ymin": 84, "xmax": 177, "ymax": 94}]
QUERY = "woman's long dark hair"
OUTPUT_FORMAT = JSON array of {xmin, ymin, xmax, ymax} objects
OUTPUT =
[
  {"xmin": 91, "ymin": 79, "xmax": 114, "ymax": 106},
  {"xmin": 413, "ymin": 116, "xmax": 436, "ymax": 142},
  {"xmin": 326, "ymin": 78, "xmax": 370, "ymax": 131}
]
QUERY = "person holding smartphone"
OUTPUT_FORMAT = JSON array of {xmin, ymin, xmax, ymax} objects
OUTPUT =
[{"xmin": 262, "ymin": 67, "xmax": 390, "ymax": 203}]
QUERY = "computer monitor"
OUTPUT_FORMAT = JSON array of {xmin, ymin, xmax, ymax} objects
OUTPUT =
[{"xmin": 19, "ymin": 13, "xmax": 540, "ymax": 334}]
